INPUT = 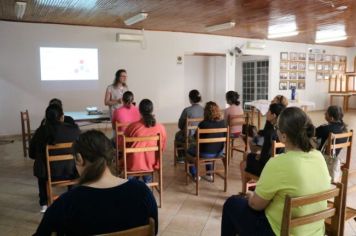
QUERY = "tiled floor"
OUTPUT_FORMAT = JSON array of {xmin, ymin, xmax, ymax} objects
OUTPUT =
[{"xmin": 1, "ymin": 110, "xmax": 356, "ymax": 235}]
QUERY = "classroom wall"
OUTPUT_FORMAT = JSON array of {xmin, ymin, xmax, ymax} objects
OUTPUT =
[{"xmin": 0, "ymin": 21, "xmax": 351, "ymax": 135}]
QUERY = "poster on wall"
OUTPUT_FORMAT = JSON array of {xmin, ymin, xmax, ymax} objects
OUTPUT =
[{"xmin": 279, "ymin": 81, "xmax": 288, "ymax": 90}]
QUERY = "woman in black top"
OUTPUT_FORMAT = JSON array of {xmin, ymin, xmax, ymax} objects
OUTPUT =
[
  {"xmin": 316, "ymin": 105, "xmax": 347, "ymax": 154},
  {"xmin": 187, "ymin": 101, "xmax": 226, "ymax": 181},
  {"xmin": 240, "ymin": 103, "xmax": 285, "ymax": 192},
  {"xmin": 30, "ymin": 104, "xmax": 80, "ymax": 212},
  {"xmin": 34, "ymin": 130, "xmax": 158, "ymax": 236}
]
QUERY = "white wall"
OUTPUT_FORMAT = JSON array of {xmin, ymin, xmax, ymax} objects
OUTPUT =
[{"xmin": 0, "ymin": 21, "xmax": 352, "ymax": 135}]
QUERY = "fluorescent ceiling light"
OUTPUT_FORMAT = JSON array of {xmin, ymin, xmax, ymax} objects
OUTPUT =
[
  {"xmin": 124, "ymin": 13, "xmax": 148, "ymax": 26},
  {"xmin": 246, "ymin": 41, "xmax": 266, "ymax": 49},
  {"xmin": 206, "ymin": 22, "xmax": 235, "ymax": 32},
  {"xmin": 268, "ymin": 31, "xmax": 299, "ymax": 39},
  {"xmin": 35, "ymin": 0, "xmax": 97, "ymax": 9},
  {"xmin": 15, "ymin": 1, "xmax": 26, "ymax": 19},
  {"xmin": 315, "ymin": 36, "xmax": 348, "ymax": 43}
]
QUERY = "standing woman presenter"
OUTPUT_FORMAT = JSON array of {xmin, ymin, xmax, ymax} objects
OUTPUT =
[{"xmin": 105, "ymin": 69, "xmax": 128, "ymax": 118}]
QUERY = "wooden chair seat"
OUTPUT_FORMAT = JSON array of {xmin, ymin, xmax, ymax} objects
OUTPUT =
[{"xmin": 100, "ymin": 218, "xmax": 155, "ymax": 236}]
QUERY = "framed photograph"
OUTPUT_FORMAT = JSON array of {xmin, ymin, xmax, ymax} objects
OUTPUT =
[
  {"xmin": 332, "ymin": 64, "xmax": 339, "ymax": 71},
  {"xmin": 290, "ymin": 62, "xmax": 298, "ymax": 70},
  {"xmin": 280, "ymin": 62, "xmax": 288, "ymax": 70},
  {"xmin": 279, "ymin": 72, "xmax": 288, "ymax": 80},
  {"xmin": 298, "ymin": 62, "xmax": 306, "ymax": 71},
  {"xmin": 316, "ymin": 72, "xmax": 324, "ymax": 80},
  {"xmin": 290, "ymin": 52, "xmax": 299, "ymax": 61},
  {"xmin": 289, "ymin": 82, "xmax": 297, "ymax": 89},
  {"xmin": 324, "ymin": 55, "xmax": 332, "ymax": 62},
  {"xmin": 280, "ymin": 52, "xmax": 288, "ymax": 61},
  {"xmin": 324, "ymin": 64, "xmax": 330, "ymax": 71},
  {"xmin": 316, "ymin": 63, "xmax": 323, "ymax": 71},
  {"xmin": 332, "ymin": 55, "xmax": 340, "ymax": 62},
  {"xmin": 298, "ymin": 53, "xmax": 306, "ymax": 61},
  {"xmin": 298, "ymin": 72, "xmax": 306, "ymax": 80},
  {"xmin": 316, "ymin": 54, "xmax": 323, "ymax": 62},
  {"xmin": 324, "ymin": 74, "xmax": 330, "ymax": 80},
  {"xmin": 289, "ymin": 72, "xmax": 297, "ymax": 80},
  {"xmin": 308, "ymin": 54, "xmax": 315, "ymax": 62},
  {"xmin": 279, "ymin": 81, "xmax": 288, "ymax": 90},
  {"xmin": 298, "ymin": 81, "xmax": 306, "ymax": 90},
  {"xmin": 308, "ymin": 63, "xmax": 315, "ymax": 71}
]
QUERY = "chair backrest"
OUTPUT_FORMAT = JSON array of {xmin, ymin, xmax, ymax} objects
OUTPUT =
[
  {"xmin": 115, "ymin": 121, "xmax": 131, "ymax": 156},
  {"xmin": 326, "ymin": 130, "xmax": 353, "ymax": 169},
  {"xmin": 122, "ymin": 134, "xmax": 162, "ymax": 177},
  {"xmin": 196, "ymin": 127, "xmax": 230, "ymax": 159},
  {"xmin": 281, "ymin": 183, "xmax": 343, "ymax": 236},
  {"xmin": 100, "ymin": 218, "xmax": 155, "ymax": 236},
  {"xmin": 228, "ymin": 114, "xmax": 249, "ymax": 128},
  {"xmin": 20, "ymin": 109, "xmax": 31, "ymax": 157},
  {"xmin": 271, "ymin": 140, "xmax": 286, "ymax": 157},
  {"xmin": 184, "ymin": 117, "xmax": 203, "ymax": 148}
]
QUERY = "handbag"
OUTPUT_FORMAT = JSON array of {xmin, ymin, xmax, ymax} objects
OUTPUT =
[
  {"xmin": 321, "ymin": 137, "xmax": 341, "ymax": 183},
  {"xmin": 242, "ymin": 124, "xmax": 257, "ymax": 138}
]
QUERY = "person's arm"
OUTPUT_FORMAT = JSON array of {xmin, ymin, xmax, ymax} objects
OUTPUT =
[
  {"xmin": 104, "ymin": 87, "xmax": 121, "ymax": 106},
  {"xmin": 247, "ymin": 191, "xmax": 270, "ymax": 211}
]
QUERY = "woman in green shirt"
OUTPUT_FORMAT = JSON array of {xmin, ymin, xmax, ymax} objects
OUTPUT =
[{"xmin": 221, "ymin": 107, "xmax": 330, "ymax": 236}]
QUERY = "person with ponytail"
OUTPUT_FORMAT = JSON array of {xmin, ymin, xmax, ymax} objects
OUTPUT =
[
  {"xmin": 112, "ymin": 91, "xmax": 140, "ymax": 132},
  {"xmin": 224, "ymin": 91, "xmax": 244, "ymax": 136},
  {"xmin": 34, "ymin": 130, "xmax": 158, "ymax": 235},
  {"xmin": 104, "ymin": 69, "xmax": 128, "ymax": 118},
  {"xmin": 316, "ymin": 105, "xmax": 347, "ymax": 155},
  {"xmin": 222, "ymin": 107, "xmax": 330, "ymax": 236},
  {"xmin": 29, "ymin": 104, "xmax": 80, "ymax": 213},
  {"xmin": 124, "ymin": 99, "xmax": 167, "ymax": 183}
]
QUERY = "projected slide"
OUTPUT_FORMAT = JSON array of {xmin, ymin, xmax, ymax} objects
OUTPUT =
[{"xmin": 40, "ymin": 47, "xmax": 98, "ymax": 81}]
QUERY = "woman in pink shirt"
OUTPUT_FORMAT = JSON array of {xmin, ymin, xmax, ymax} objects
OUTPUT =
[
  {"xmin": 124, "ymin": 99, "xmax": 167, "ymax": 183},
  {"xmin": 224, "ymin": 91, "xmax": 244, "ymax": 136}
]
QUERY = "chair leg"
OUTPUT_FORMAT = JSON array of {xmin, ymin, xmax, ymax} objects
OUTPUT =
[
  {"xmin": 185, "ymin": 162, "xmax": 189, "ymax": 185},
  {"xmin": 223, "ymin": 158, "xmax": 228, "ymax": 192},
  {"xmin": 173, "ymin": 143, "xmax": 177, "ymax": 167},
  {"xmin": 196, "ymin": 161, "xmax": 199, "ymax": 196}
]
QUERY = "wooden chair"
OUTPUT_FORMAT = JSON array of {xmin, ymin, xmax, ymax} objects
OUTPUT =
[
  {"xmin": 227, "ymin": 114, "xmax": 249, "ymax": 162},
  {"xmin": 185, "ymin": 127, "xmax": 230, "ymax": 195},
  {"xmin": 281, "ymin": 183, "xmax": 343, "ymax": 236},
  {"xmin": 115, "ymin": 121, "xmax": 131, "ymax": 172},
  {"xmin": 20, "ymin": 110, "xmax": 32, "ymax": 157},
  {"xmin": 121, "ymin": 134, "xmax": 163, "ymax": 207},
  {"xmin": 325, "ymin": 130, "xmax": 353, "ymax": 170},
  {"xmin": 173, "ymin": 117, "xmax": 203, "ymax": 166},
  {"xmin": 100, "ymin": 217, "xmax": 155, "ymax": 236},
  {"xmin": 46, "ymin": 143, "xmax": 78, "ymax": 205},
  {"xmin": 243, "ymin": 140, "xmax": 285, "ymax": 193}
]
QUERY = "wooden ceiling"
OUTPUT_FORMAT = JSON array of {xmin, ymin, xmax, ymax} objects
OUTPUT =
[{"xmin": 1, "ymin": 0, "xmax": 355, "ymax": 47}]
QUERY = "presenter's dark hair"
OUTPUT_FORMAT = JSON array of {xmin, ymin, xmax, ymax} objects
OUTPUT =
[
  {"xmin": 113, "ymin": 69, "xmax": 127, "ymax": 87},
  {"xmin": 72, "ymin": 130, "xmax": 114, "ymax": 185},
  {"xmin": 278, "ymin": 107, "xmax": 315, "ymax": 152},
  {"xmin": 139, "ymin": 99, "xmax": 156, "ymax": 128},
  {"xmin": 189, "ymin": 90, "xmax": 202, "ymax": 103},
  {"xmin": 226, "ymin": 91, "xmax": 240, "ymax": 106}
]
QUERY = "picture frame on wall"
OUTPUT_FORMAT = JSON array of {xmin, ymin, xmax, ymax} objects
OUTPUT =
[
  {"xmin": 324, "ymin": 74, "xmax": 330, "ymax": 80},
  {"xmin": 308, "ymin": 63, "xmax": 315, "ymax": 71},
  {"xmin": 316, "ymin": 63, "xmax": 323, "ymax": 71},
  {"xmin": 279, "ymin": 72, "xmax": 288, "ymax": 80},
  {"xmin": 324, "ymin": 64, "xmax": 330, "ymax": 71},
  {"xmin": 290, "ymin": 52, "xmax": 299, "ymax": 61},
  {"xmin": 316, "ymin": 54, "xmax": 323, "ymax": 62},
  {"xmin": 308, "ymin": 54, "xmax": 315, "ymax": 62},
  {"xmin": 280, "ymin": 62, "xmax": 288, "ymax": 70},
  {"xmin": 333, "ymin": 55, "xmax": 340, "ymax": 62},
  {"xmin": 316, "ymin": 72, "xmax": 324, "ymax": 80},
  {"xmin": 298, "ymin": 81, "xmax": 305, "ymax": 90},
  {"xmin": 298, "ymin": 72, "xmax": 306, "ymax": 80},
  {"xmin": 279, "ymin": 81, "xmax": 288, "ymax": 90},
  {"xmin": 324, "ymin": 55, "xmax": 331, "ymax": 62},
  {"xmin": 289, "ymin": 72, "xmax": 297, "ymax": 80},
  {"xmin": 332, "ymin": 64, "xmax": 339, "ymax": 71},
  {"xmin": 280, "ymin": 52, "xmax": 288, "ymax": 61},
  {"xmin": 298, "ymin": 53, "xmax": 306, "ymax": 61},
  {"xmin": 289, "ymin": 82, "xmax": 297, "ymax": 89},
  {"xmin": 298, "ymin": 62, "xmax": 306, "ymax": 70},
  {"xmin": 290, "ymin": 62, "xmax": 298, "ymax": 70}
]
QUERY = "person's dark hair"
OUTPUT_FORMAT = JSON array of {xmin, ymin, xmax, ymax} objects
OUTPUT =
[
  {"xmin": 204, "ymin": 101, "xmax": 221, "ymax": 121},
  {"xmin": 122, "ymin": 91, "xmax": 134, "ymax": 106},
  {"xmin": 72, "ymin": 130, "xmax": 114, "ymax": 185},
  {"xmin": 49, "ymin": 98, "xmax": 63, "ymax": 108},
  {"xmin": 44, "ymin": 104, "xmax": 64, "ymax": 145},
  {"xmin": 226, "ymin": 91, "xmax": 240, "ymax": 106},
  {"xmin": 269, "ymin": 103, "xmax": 286, "ymax": 117},
  {"xmin": 139, "ymin": 99, "xmax": 156, "ymax": 128},
  {"xmin": 189, "ymin": 89, "xmax": 202, "ymax": 103},
  {"xmin": 326, "ymin": 105, "xmax": 347, "ymax": 131},
  {"xmin": 113, "ymin": 69, "xmax": 127, "ymax": 87},
  {"xmin": 278, "ymin": 107, "xmax": 315, "ymax": 152}
]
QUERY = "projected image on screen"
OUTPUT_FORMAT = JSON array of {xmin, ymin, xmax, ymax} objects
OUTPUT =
[{"xmin": 40, "ymin": 47, "xmax": 98, "ymax": 81}]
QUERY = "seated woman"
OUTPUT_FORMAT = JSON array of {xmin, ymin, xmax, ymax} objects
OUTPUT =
[
  {"xmin": 34, "ymin": 130, "xmax": 158, "ymax": 235},
  {"xmin": 29, "ymin": 104, "xmax": 80, "ymax": 213},
  {"xmin": 221, "ymin": 107, "xmax": 330, "ymax": 236},
  {"xmin": 188, "ymin": 101, "xmax": 226, "ymax": 181},
  {"xmin": 240, "ymin": 103, "xmax": 285, "ymax": 191},
  {"xmin": 112, "ymin": 91, "xmax": 141, "ymax": 146},
  {"xmin": 224, "ymin": 91, "xmax": 244, "ymax": 137},
  {"xmin": 124, "ymin": 99, "xmax": 167, "ymax": 183},
  {"xmin": 175, "ymin": 89, "xmax": 204, "ymax": 163},
  {"xmin": 40, "ymin": 98, "xmax": 76, "ymax": 127},
  {"xmin": 316, "ymin": 105, "xmax": 347, "ymax": 154}
]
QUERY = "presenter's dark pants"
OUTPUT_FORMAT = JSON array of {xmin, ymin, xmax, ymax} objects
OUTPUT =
[{"xmin": 221, "ymin": 195, "xmax": 275, "ymax": 236}]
